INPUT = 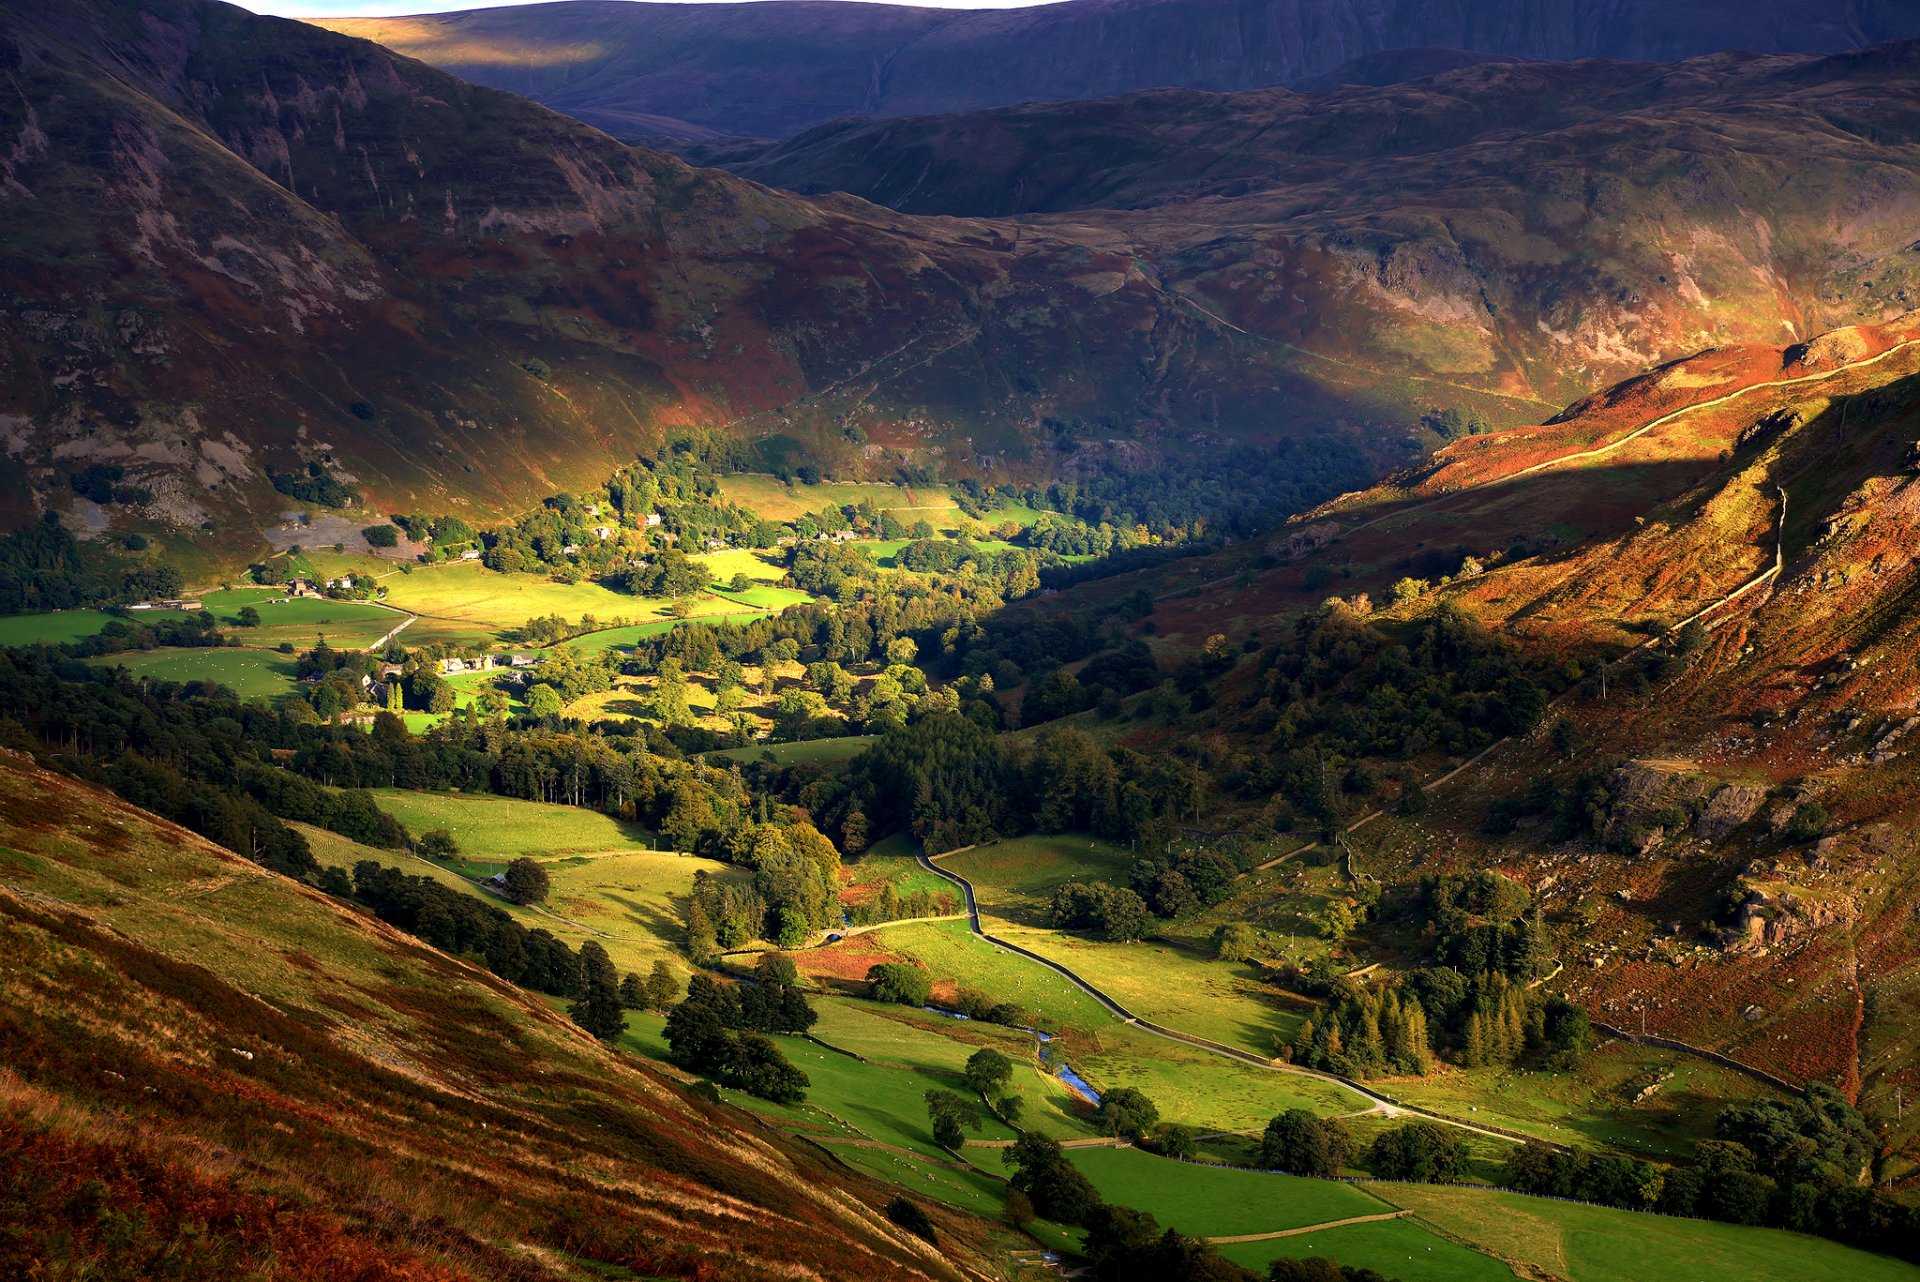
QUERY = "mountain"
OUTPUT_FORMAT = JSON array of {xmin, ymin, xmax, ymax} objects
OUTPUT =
[
  {"xmin": 0, "ymin": 0, "xmax": 1403, "ymax": 550},
  {"xmin": 313, "ymin": 0, "xmax": 1920, "ymax": 143},
  {"xmin": 1020, "ymin": 313, "xmax": 1920, "ymax": 1117},
  {"xmin": 0, "ymin": 751, "xmax": 990, "ymax": 1280},
  {"xmin": 726, "ymin": 45, "xmax": 1920, "ymax": 430}
]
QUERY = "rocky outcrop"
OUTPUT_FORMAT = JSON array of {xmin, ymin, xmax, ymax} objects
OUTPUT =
[{"xmin": 1694, "ymin": 784, "xmax": 1768, "ymax": 841}]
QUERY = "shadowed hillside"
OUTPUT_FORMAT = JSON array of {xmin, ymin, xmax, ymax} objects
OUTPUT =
[{"xmin": 316, "ymin": 0, "xmax": 1920, "ymax": 142}]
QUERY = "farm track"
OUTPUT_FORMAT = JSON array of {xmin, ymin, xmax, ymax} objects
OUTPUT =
[{"xmin": 1200, "ymin": 1209, "xmax": 1410, "ymax": 1244}]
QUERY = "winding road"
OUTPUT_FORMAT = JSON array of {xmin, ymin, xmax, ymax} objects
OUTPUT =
[{"xmin": 908, "ymin": 848, "xmax": 1537, "ymax": 1147}]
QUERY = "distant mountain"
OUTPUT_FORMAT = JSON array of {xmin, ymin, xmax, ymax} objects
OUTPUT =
[
  {"xmin": 0, "ymin": 0, "xmax": 1405, "ymax": 544},
  {"xmin": 315, "ymin": 0, "xmax": 1920, "ymax": 141}
]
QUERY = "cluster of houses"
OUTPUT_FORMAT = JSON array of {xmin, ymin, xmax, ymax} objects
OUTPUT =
[{"xmin": 438, "ymin": 653, "xmax": 541, "ymax": 676}]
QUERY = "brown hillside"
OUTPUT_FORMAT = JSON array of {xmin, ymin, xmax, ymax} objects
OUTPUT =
[{"xmin": 0, "ymin": 752, "xmax": 995, "ymax": 1280}]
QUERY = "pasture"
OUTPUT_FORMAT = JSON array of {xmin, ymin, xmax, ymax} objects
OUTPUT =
[
  {"xmin": 85, "ymin": 646, "xmax": 300, "ymax": 700},
  {"xmin": 0, "ymin": 609, "xmax": 121, "ymax": 646},
  {"xmin": 868, "ymin": 918, "xmax": 1117, "ymax": 1030},
  {"xmin": 1380, "ymin": 1182, "xmax": 1920, "ymax": 1282},
  {"xmin": 366, "ymin": 789, "xmax": 656, "ymax": 862}
]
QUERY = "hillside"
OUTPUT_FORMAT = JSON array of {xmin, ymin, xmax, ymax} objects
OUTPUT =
[
  {"xmin": 314, "ymin": 0, "xmax": 1920, "ymax": 142},
  {"xmin": 1007, "ymin": 315, "xmax": 1920, "ymax": 1169},
  {"xmin": 0, "ymin": 750, "xmax": 998, "ymax": 1280},
  {"xmin": 1, "ymin": 0, "xmax": 1404, "ymax": 556}
]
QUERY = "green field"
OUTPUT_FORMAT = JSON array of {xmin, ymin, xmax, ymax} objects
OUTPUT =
[
  {"xmin": 1385, "ymin": 1041, "xmax": 1781, "ymax": 1160},
  {"xmin": 543, "ymin": 849, "xmax": 743, "ymax": 955},
  {"xmin": 0, "ymin": 609, "xmax": 122, "ymax": 646},
  {"xmin": 560, "ymin": 611, "xmax": 771, "ymax": 653},
  {"xmin": 85, "ymin": 646, "xmax": 300, "ymax": 700},
  {"xmin": 1216, "ymin": 1214, "xmax": 1518, "ymax": 1281},
  {"xmin": 1065, "ymin": 1148, "xmax": 1516, "ymax": 1280},
  {"xmin": 943, "ymin": 836, "xmax": 1313, "ymax": 1058},
  {"xmin": 1382, "ymin": 1183, "xmax": 1920, "ymax": 1282},
  {"xmin": 302, "ymin": 823, "xmax": 717, "ymax": 976},
  {"xmin": 870, "ymin": 918, "xmax": 1117, "ymax": 1030},
  {"xmin": 712, "ymin": 736, "xmax": 878, "ymax": 769},
  {"xmin": 1069, "ymin": 1147, "xmax": 1391, "ymax": 1236},
  {"xmin": 942, "ymin": 835, "xmax": 1136, "ymax": 918},
  {"xmin": 198, "ymin": 590, "xmax": 401, "ymax": 649},
  {"xmin": 366, "ymin": 789, "xmax": 656, "ymax": 862},
  {"xmin": 1073, "ymin": 1024, "xmax": 1361, "ymax": 1132}
]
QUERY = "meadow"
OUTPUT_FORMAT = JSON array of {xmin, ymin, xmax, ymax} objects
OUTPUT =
[
  {"xmin": 943, "ymin": 836, "xmax": 1319, "ymax": 1058},
  {"xmin": 0, "ymin": 609, "xmax": 121, "ymax": 645},
  {"xmin": 84, "ymin": 645, "xmax": 301, "ymax": 700},
  {"xmin": 713, "ymin": 735, "xmax": 878, "ymax": 769},
  {"xmin": 868, "ymin": 918, "xmax": 1117, "ymax": 1030},
  {"xmin": 1379, "ymin": 1182, "xmax": 1920, "ymax": 1282},
  {"xmin": 365, "ymin": 788, "xmax": 657, "ymax": 862}
]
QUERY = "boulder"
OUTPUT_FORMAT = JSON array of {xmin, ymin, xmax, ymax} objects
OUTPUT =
[{"xmin": 1694, "ymin": 784, "xmax": 1767, "ymax": 841}]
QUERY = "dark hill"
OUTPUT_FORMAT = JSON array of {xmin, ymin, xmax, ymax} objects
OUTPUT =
[{"xmin": 317, "ymin": 0, "xmax": 1920, "ymax": 141}]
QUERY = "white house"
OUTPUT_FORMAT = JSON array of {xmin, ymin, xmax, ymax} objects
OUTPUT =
[
  {"xmin": 459, "ymin": 548, "xmax": 483, "ymax": 561},
  {"xmin": 592, "ymin": 525, "xmax": 616, "ymax": 541},
  {"xmin": 643, "ymin": 513, "xmax": 662, "ymax": 528}
]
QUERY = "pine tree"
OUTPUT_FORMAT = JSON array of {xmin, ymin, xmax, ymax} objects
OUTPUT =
[{"xmin": 569, "ymin": 941, "xmax": 626, "ymax": 1041}]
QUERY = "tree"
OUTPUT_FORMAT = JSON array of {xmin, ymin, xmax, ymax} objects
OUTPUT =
[
  {"xmin": 527, "ymin": 683, "xmax": 565, "ymax": 722},
  {"xmin": 1322, "ymin": 899, "xmax": 1356, "ymax": 941},
  {"xmin": 965, "ymin": 1047, "xmax": 1015, "ymax": 1097},
  {"xmin": 1365, "ymin": 1121, "xmax": 1465, "ymax": 1182},
  {"xmin": 619, "ymin": 972, "xmax": 647, "ymax": 1010},
  {"xmin": 1095, "ymin": 1087, "xmax": 1160, "ymax": 1141},
  {"xmin": 1214, "ymin": 921, "xmax": 1259, "ymax": 962},
  {"xmin": 1004, "ymin": 1132, "xmax": 1103, "ymax": 1226},
  {"xmin": 414, "ymin": 828, "xmax": 458, "ymax": 861},
  {"xmin": 236, "ymin": 605, "xmax": 261, "ymax": 628},
  {"xmin": 755, "ymin": 951, "xmax": 801, "ymax": 987},
  {"xmin": 502, "ymin": 857, "xmax": 551, "ymax": 905},
  {"xmin": 569, "ymin": 941, "xmax": 626, "ymax": 1041},
  {"xmin": 867, "ymin": 962, "xmax": 933, "ymax": 1006},
  {"xmin": 1260, "ymin": 1110, "xmax": 1353, "ymax": 1177},
  {"xmin": 885, "ymin": 1196, "xmax": 937, "ymax": 1245},
  {"xmin": 362, "ymin": 523, "xmax": 400, "ymax": 548},
  {"xmin": 925, "ymin": 1088, "xmax": 982, "ymax": 1150},
  {"xmin": 642, "ymin": 959, "xmax": 680, "ymax": 1010}
]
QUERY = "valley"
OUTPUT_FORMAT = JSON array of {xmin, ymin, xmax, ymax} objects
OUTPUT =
[{"xmin": 6, "ymin": 0, "xmax": 1920, "ymax": 1278}]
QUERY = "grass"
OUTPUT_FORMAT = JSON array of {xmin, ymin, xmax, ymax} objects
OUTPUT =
[
  {"xmin": 943, "ymin": 835, "xmax": 1314, "ymax": 1058},
  {"xmin": 543, "ymin": 850, "xmax": 742, "ymax": 957},
  {"xmin": 710, "ymin": 736, "xmax": 877, "ymax": 768},
  {"xmin": 694, "ymin": 547, "xmax": 786, "ymax": 584},
  {"xmin": 302, "ymin": 824, "xmax": 718, "ymax": 975},
  {"xmin": 559, "ymin": 611, "xmax": 770, "ymax": 653},
  {"xmin": 1381, "ymin": 1182, "xmax": 1920, "ymax": 1282},
  {"xmin": 0, "ymin": 609, "xmax": 121, "ymax": 645},
  {"xmin": 1215, "ymin": 1215, "xmax": 1519, "ymax": 1281},
  {"xmin": 365, "ymin": 789, "xmax": 656, "ymax": 863},
  {"xmin": 941, "ymin": 835, "xmax": 1136, "ymax": 914},
  {"xmin": 1067, "ymin": 1147, "xmax": 1391, "ymax": 1236},
  {"xmin": 200, "ymin": 590, "xmax": 400, "ymax": 649},
  {"xmin": 84, "ymin": 646, "xmax": 300, "ymax": 700},
  {"xmin": 870, "ymin": 919, "xmax": 1116, "ymax": 1030},
  {"xmin": 1384, "ymin": 1041, "xmax": 1781, "ymax": 1161},
  {"xmin": 1073, "ymin": 1024, "xmax": 1362, "ymax": 1132}
]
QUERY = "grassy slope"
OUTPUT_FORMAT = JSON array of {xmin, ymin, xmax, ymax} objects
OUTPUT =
[
  {"xmin": 0, "ymin": 756, "xmax": 984, "ymax": 1282},
  {"xmin": 366, "ymin": 788, "xmax": 657, "ymax": 860},
  {"xmin": 944, "ymin": 836, "xmax": 1312, "ymax": 1057},
  {"xmin": 1382, "ymin": 1183, "xmax": 1920, "ymax": 1282}
]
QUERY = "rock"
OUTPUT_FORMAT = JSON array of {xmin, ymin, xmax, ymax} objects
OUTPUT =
[
  {"xmin": 1695, "ymin": 784, "xmax": 1767, "ymax": 841},
  {"xmin": 229, "ymin": 1047, "xmax": 255, "ymax": 1061}
]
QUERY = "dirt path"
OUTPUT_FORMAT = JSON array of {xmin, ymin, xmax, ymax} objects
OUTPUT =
[{"xmin": 1202, "ymin": 1210, "xmax": 1410, "ymax": 1244}]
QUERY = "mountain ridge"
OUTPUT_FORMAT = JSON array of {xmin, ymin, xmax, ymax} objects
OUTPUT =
[{"xmin": 314, "ymin": 0, "xmax": 1920, "ymax": 142}]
